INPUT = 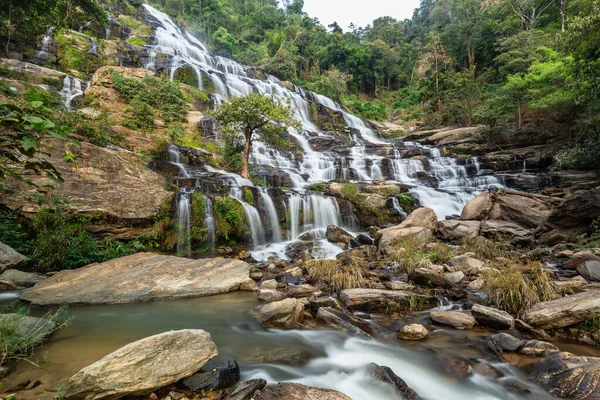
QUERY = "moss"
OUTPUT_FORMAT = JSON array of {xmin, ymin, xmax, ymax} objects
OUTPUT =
[
  {"xmin": 243, "ymin": 187, "xmax": 254, "ymax": 204},
  {"xmin": 213, "ymin": 196, "xmax": 245, "ymax": 241},
  {"xmin": 307, "ymin": 183, "xmax": 328, "ymax": 193},
  {"xmin": 191, "ymin": 191, "xmax": 206, "ymax": 226},
  {"xmin": 126, "ymin": 37, "xmax": 146, "ymax": 46}
]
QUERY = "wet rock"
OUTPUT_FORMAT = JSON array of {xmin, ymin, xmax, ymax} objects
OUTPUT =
[
  {"xmin": 355, "ymin": 234, "xmax": 375, "ymax": 246},
  {"xmin": 257, "ymin": 383, "xmax": 351, "ymax": 400},
  {"xmin": 540, "ymin": 188, "xmax": 600, "ymax": 235},
  {"xmin": 471, "ymin": 304, "xmax": 514, "ymax": 330},
  {"xmin": 444, "ymin": 271, "xmax": 465, "ymax": 285},
  {"xmin": 430, "ymin": 310, "xmax": 476, "ymax": 330},
  {"xmin": 398, "ymin": 324, "xmax": 428, "ymax": 340},
  {"xmin": 437, "ymin": 220, "xmax": 481, "ymax": 240},
  {"xmin": 471, "ymin": 363, "xmax": 502, "ymax": 379},
  {"xmin": 523, "ymin": 290, "xmax": 600, "ymax": 329},
  {"xmin": 65, "ymin": 330, "xmax": 218, "ymax": 400},
  {"xmin": 316, "ymin": 307, "xmax": 373, "ymax": 338},
  {"xmin": 409, "ymin": 268, "xmax": 447, "ymax": 287},
  {"xmin": 22, "ymin": 253, "xmax": 251, "ymax": 305},
  {"xmin": 435, "ymin": 357, "xmax": 472, "ymax": 380},
  {"xmin": 368, "ymin": 363, "xmax": 419, "ymax": 400},
  {"xmin": 519, "ymin": 340, "xmax": 559, "ymax": 357},
  {"xmin": 249, "ymin": 298, "xmax": 304, "ymax": 329},
  {"xmin": 258, "ymin": 289, "xmax": 287, "ymax": 302},
  {"xmin": 326, "ymin": 225, "xmax": 354, "ymax": 244},
  {"xmin": 487, "ymin": 333, "xmax": 524, "ymax": 353},
  {"xmin": 24, "ymin": 380, "xmax": 41, "ymax": 390},
  {"xmin": 339, "ymin": 289, "xmax": 434, "ymax": 312},
  {"xmin": 183, "ymin": 359, "xmax": 240, "ymax": 392},
  {"xmin": 530, "ymin": 352, "xmax": 600, "ymax": 399},
  {"xmin": 309, "ymin": 296, "xmax": 341, "ymax": 318},
  {"xmin": 226, "ymin": 379, "xmax": 268, "ymax": 400},
  {"xmin": 377, "ymin": 226, "xmax": 433, "ymax": 253},
  {"xmin": 0, "ymin": 242, "xmax": 28, "ymax": 272},
  {"xmin": 448, "ymin": 255, "xmax": 484, "ymax": 273},
  {"xmin": 501, "ymin": 378, "xmax": 532, "ymax": 395},
  {"xmin": 399, "ymin": 208, "xmax": 438, "ymax": 230}
]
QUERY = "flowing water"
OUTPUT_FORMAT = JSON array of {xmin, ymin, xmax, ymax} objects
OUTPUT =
[{"xmin": 0, "ymin": 293, "xmax": 564, "ymax": 400}]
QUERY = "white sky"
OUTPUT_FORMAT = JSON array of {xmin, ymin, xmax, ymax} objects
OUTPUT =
[{"xmin": 301, "ymin": 0, "xmax": 421, "ymax": 30}]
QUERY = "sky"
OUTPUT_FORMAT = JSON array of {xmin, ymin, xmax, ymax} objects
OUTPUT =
[{"xmin": 301, "ymin": 0, "xmax": 422, "ymax": 30}]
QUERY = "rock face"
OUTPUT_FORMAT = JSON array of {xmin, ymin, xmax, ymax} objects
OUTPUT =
[
  {"xmin": 430, "ymin": 310, "xmax": 476, "ymax": 329},
  {"xmin": 0, "ymin": 242, "xmax": 28, "ymax": 272},
  {"xmin": 66, "ymin": 330, "xmax": 218, "ymax": 400},
  {"xmin": 530, "ymin": 352, "xmax": 600, "ymax": 399},
  {"xmin": 21, "ymin": 253, "xmax": 251, "ymax": 305},
  {"xmin": 471, "ymin": 304, "xmax": 514, "ymax": 330},
  {"xmin": 523, "ymin": 290, "xmax": 600, "ymax": 329},
  {"xmin": 461, "ymin": 189, "xmax": 560, "ymax": 229},
  {"xmin": 339, "ymin": 289, "xmax": 434, "ymax": 312},
  {"xmin": 249, "ymin": 298, "xmax": 304, "ymax": 329},
  {"xmin": 540, "ymin": 189, "xmax": 600, "ymax": 235},
  {"xmin": 0, "ymin": 140, "xmax": 172, "ymax": 239},
  {"xmin": 257, "ymin": 383, "xmax": 351, "ymax": 400}
]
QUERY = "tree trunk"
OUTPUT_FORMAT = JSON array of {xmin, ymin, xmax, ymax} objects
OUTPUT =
[
  {"xmin": 241, "ymin": 133, "xmax": 252, "ymax": 179},
  {"xmin": 517, "ymin": 103, "xmax": 522, "ymax": 129},
  {"xmin": 560, "ymin": 0, "xmax": 566, "ymax": 31}
]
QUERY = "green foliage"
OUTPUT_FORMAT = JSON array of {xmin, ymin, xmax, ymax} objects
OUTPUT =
[
  {"xmin": 191, "ymin": 191, "xmax": 206, "ymax": 226},
  {"xmin": 307, "ymin": 183, "xmax": 328, "ymax": 193},
  {"xmin": 341, "ymin": 94, "xmax": 387, "ymax": 121},
  {"xmin": 579, "ymin": 316, "xmax": 600, "ymax": 333},
  {"xmin": 0, "ymin": 208, "xmax": 33, "ymax": 256},
  {"xmin": 243, "ymin": 187, "xmax": 254, "ymax": 204},
  {"xmin": 213, "ymin": 196, "xmax": 245, "ymax": 242},
  {"xmin": 0, "ymin": 307, "xmax": 70, "ymax": 367},
  {"xmin": 126, "ymin": 37, "xmax": 146, "ymax": 46}
]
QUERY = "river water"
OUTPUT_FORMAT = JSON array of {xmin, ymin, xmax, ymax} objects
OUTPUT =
[{"xmin": 0, "ymin": 292, "xmax": 568, "ymax": 400}]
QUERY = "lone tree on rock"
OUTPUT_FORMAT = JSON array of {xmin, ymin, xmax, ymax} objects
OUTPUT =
[{"xmin": 210, "ymin": 93, "xmax": 300, "ymax": 179}]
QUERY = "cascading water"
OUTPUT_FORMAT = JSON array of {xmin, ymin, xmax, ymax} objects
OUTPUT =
[
  {"xmin": 175, "ymin": 189, "xmax": 192, "ymax": 257},
  {"xmin": 60, "ymin": 76, "xmax": 90, "ymax": 111},
  {"xmin": 203, "ymin": 196, "xmax": 216, "ymax": 251},
  {"xmin": 259, "ymin": 188, "xmax": 282, "ymax": 243}
]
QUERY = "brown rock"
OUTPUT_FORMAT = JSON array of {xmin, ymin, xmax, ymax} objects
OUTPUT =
[{"xmin": 257, "ymin": 383, "xmax": 351, "ymax": 400}]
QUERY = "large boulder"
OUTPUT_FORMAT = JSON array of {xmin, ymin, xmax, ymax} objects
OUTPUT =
[
  {"xmin": 575, "ymin": 255, "xmax": 600, "ymax": 282},
  {"xmin": 0, "ymin": 242, "xmax": 28, "ymax": 272},
  {"xmin": 530, "ymin": 352, "xmax": 600, "ymax": 399},
  {"xmin": 257, "ymin": 383, "xmax": 351, "ymax": 400},
  {"xmin": 326, "ymin": 225, "xmax": 354, "ymax": 244},
  {"xmin": 399, "ymin": 208, "xmax": 438, "ymax": 230},
  {"xmin": 523, "ymin": 290, "xmax": 600, "ymax": 329},
  {"xmin": 540, "ymin": 189, "xmax": 600, "ymax": 235},
  {"xmin": 377, "ymin": 226, "xmax": 433, "ymax": 253},
  {"xmin": 21, "ymin": 253, "xmax": 251, "ymax": 305},
  {"xmin": 249, "ymin": 298, "xmax": 304, "ymax": 329},
  {"xmin": 461, "ymin": 189, "xmax": 560, "ymax": 229},
  {"xmin": 65, "ymin": 330, "xmax": 218, "ymax": 400},
  {"xmin": 448, "ymin": 255, "xmax": 484, "ymax": 273},
  {"xmin": 471, "ymin": 304, "xmax": 514, "ymax": 330},
  {"xmin": 479, "ymin": 220, "xmax": 531, "ymax": 241},
  {"xmin": 430, "ymin": 310, "xmax": 476, "ymax": 329},
  {"xmin": 437, "ymin": 220, "xmax": 481, "ymax": 240},
  {"xmin": 339, "ymin": 288, "xmax": 434, "ymax": 312},
  {"xmin": 0, "ymin": 269, "xmax": 45, "ymax": 288}
]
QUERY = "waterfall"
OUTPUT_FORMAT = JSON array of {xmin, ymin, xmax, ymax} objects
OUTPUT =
[
  {"xmin": 259, "ymin": 188, "xmax": 282, "ymax": 242},
  {"xmin": 203, "ymin": 196, "xmax": 216, "ymax": 251},
  {"xmin": 288, "ymin": 194, "xmax": 303, "ymax": 240},
  {"xmin": 168, "ymin": 145, "xmax": 190, "ymax": 178},
  {"xmin": 391, "ymin": 197, "xmax": 408, "ymax": 218},
  {"xmin": 176, "ymin": 190, "xmax": 192, "ymax": 257},
  {"xmin": 60, "ymin": 76, "xmax": 89, "ymax": 111}
]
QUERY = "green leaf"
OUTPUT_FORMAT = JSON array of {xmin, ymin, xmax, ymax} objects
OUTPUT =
[{"xmin": 21, "ymin": 136, "xmax": 40, "ymax": 151}]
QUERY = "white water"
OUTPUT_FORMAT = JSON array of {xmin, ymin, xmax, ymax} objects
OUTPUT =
[
  {"xmin": 203, "ymin": 196, "xmax": 216, "ymax": 251},
  {"xmin": 60, "ymin": 75, "xmax": 89, "ymax": 111},
  {"xmin": 175, "ymin": 190, "xmax": 191, "ymax": 257}
]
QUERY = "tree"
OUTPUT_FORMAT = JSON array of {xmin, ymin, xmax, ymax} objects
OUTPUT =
[
  {"xmin": 442, "ymin": 66, "xmax": 484, "ymax": 126},
  {"xmin": 508, "ymin": 0, "xmax": 555, "ymax": 29},
  {"xmin": 210, "ymin": 93, "xmax": 300, "ymax": 179}
]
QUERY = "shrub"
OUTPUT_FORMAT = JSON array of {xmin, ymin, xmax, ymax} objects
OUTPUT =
[
  {"xmin": 307, "ymin": 183, "xmax": 328, "ymax": 193},
  {"xmin": 391, "ymin": 237, "xmax": 453, "ymax": 273},
  {"xmin": 306, "ymin": 259, "xmax": 366, "ymax": 293},
  {"xmin": 124, "ymin": 98, "xmax": 154, "ymax": 130},
  {"xmin": 213, "ymin": 197, "xmax": 245, "ymax": 241},
  {"xmin": 484, "ymin": 262, "xmax": 556, "ymax": 316}
]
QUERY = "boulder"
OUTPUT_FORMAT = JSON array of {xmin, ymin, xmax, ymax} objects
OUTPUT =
[
  {"xmin": 0, "ymin": 314, "xmax": 54, "ymax": 337},
  {"xmin": 0, "ymin": 269, "xmax": 45, "ymax": 288},
  {"xmin": 21, "ymin": 253, "xmax": 252, "ymax": 305},
  {"xmin": 523, "ymin": 290, "xmax": 600, "ymax": 329},
  {"xmin": 409, "ymin": 268, "xmax": 447, "ymax": 287},
  {"xmin": 257, "ymin": 383, "xmax": 351, "ymax": 400},
  {"xmin": 530, "ymin": 352, "xmax": 600, "ymax": 399},
  {"xmin": 258, "ymin": 289, "xmax": 287, "ymax": 302},
  {"xmin": 249, "ymin": 298, "xmax": 304, "ymax": 329},
  {"xmin": 467, "ymin": 278, "xmax": 485, "ymax": 291},
  {"xmin": 479, "ymin": 220, "xmax": 531, "ymax": 241},
  {"xmin": 486, "ymin": 333, "xmax": 524, "ymax": 353},
  {"xmin": 540, "ymin": 189, "xmax": 600, "ymax": 235},
  {"xmin": 316, "ymin": 307, "xmax": 373, "ymax": 338},
  {"xmin": 183, "ymin": 360, "xmax": 240, "ymax": 392},
  {"xmin": 437, "ymin": 220, "xmax": 481, "ymax": 240},
  {"xmin": 461, "ymin": 189, "xmax": 560, "ymax": 229},
  {"xmin": 368, "ymin": 363, "xmax": 419, "ymax": 400},
  {"xmin": 444, "ymin": 271, "xmax": 465, "ymax": 285},
  {"xmin": 425, "ymin": 126, "xmax": 481, "ymax": 145},
  {"xmin": 398, "ymin": 324, "xmax": 428, "ymax": 340},
  {"xmin": 65, "ymin": 330, "xmax": 218, "ymax": 400},
  {"xmin": 339, "ymin": 289, "xmax": 434, "ymax": 312},
  {"xmin": 399, "ymin": 208, "xmax": 438, "ymax": 230},
  {"xmin": 471, "ymin": 304, "xmax": 514, "ymax": 330},
  {"xmin": 0, "ymin": 242, "xmax": 28, "ymax": 272},
  {"xmin": 309, "ymin": 296, "xmax": 341, "ymax": 318},
  {"xmin": 377, "ymin": 226, "xmax": 433, "ymax": 252},
  {"xmin": 260, "ymin": 279, "xmax": 279, "ymax": 290},
  {"xmin": 430, "ymin": 310, "xmax": 476, "ymax": 329},
  {"xmin": 519, "ymin": 340, "xmax": 559, "ymax": 357},
  {"xmin": 226, "ymin": 379, "xmax": 268, "ymax": 400},
  {"xmin": 448, "ymin": 255, "xmax": 484, "ymax": 273},
  {"xmin": 287, "ymin": 284, "xmax": 319, "ymax": 298},
  {"xmin": 575, "ymin": 256, "xmax": 600, "ymax": 282},
  {"xmin": 326, "ymin": 225, "xmax": 354, "ymax": 244}
]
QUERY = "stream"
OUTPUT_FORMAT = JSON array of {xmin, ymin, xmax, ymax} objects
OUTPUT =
[{"xmin": 0, "ymin": 291, "xmax": 579, "ymax": 400}]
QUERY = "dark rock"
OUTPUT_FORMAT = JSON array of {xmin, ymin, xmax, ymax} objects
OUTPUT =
[
  {"xmin": 434, "ymin": 357, "xmax": 472, "ymax": 380},
  {"xmin": 530, "ymin": 352, "xmax": 600, "ymax": 399},
  {"xmin": 183, "ymin": 360, "xmax": 240, "ymax": 392},
  {"xmin": 309, "ymin": 296, "xmax": 341, "ymax": 318},
  {"xmin": 409, "ymin": 268, "xmax": 447, "ymax": 288},
  {"xmin": 355, "ymin": 234, "xmax": 375, "ymax": 246},
  {"xmin": 368, "ymin": 363, "xmax": 419, "ymax": 400},
  {"xmin": 0, "ymin": 366, "xmax": 13, "ymax": 379},
  {"xmin": 326, "ymin": 225, "xmax": 354, "ymax": 244},
  {"xmin": 540, "ymin": 188, "xmax": 600, "ymax": 235},
  {"xmin": 486, "ymin": 333, "xmax": 524, "ymax": 354},
  {"xmin": 226, "ymin": 379, "xmax": 268, "ymax": 400},
  {"xmin": 471, "ymin": 304, "xmax": 514, "ymax": 330},
  {"xmin": 5, "ymin": 380, "xmax": 31, "ymax": 392},
  {"xmin": 316, "ymin": 307, "xmax": 373, "ymax": 338},
  {"xmin": 24, "ymin": 380, "xmax": 41, "ymax": 390}
]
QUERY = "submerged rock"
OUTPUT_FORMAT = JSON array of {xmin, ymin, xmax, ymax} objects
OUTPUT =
[
  {"xmin": 316, "ymin": 307, "xmax": 373, "ymax": 338},
  {"xmin": 0, "ymin": 242, "xmax": 28, "ymax": 272},
  {"xmin": 530, "ymin": 352, "xmax": 600, "ymax": 399},
  {"xmin": 21, "ymin": 253, "xmax": 251, "ymax": 305},
  {"xmin": 257, "ymin": 383, "xmax": 351, "ymax": 400},
  {"xmin": 65, "ymin": 329, "xmax": 218, "ymax": 400},
  {"xmin": 249, "ymin": 298, "xmax": 304, "ymax": 329},
  {"xmin": 523, "ymin": 290, "xmax": 600, "ymax": 329},
  {"xmin": 368, "ymin": 363, "xmax": 420, "ymax": 400}
]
